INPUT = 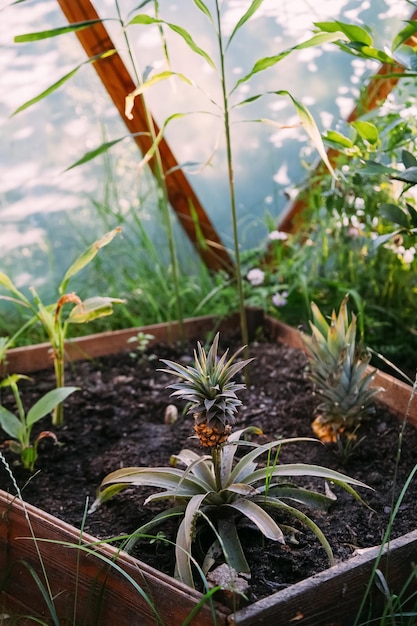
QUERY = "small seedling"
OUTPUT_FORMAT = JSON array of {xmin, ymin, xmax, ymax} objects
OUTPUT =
[{"xmin": 0, "ymin": 375, "xmax": 78, "ymax": 471}]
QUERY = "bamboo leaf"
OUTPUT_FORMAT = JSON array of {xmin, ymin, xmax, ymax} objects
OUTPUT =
[
  {"xmin": 61, "ymin": 227, "xmax": 121, "ymax": 289},
  {"xmin": 192, "ymin": 0, "xmax": 213, "ymax": 21},
  {"xmin": 392, "ymin": 20, "xmax": 417, "ymax": 52},
  {"xmin": 227, "ymin": 0, "xmax": 264, "ymax": 49},
  {"xmin": 125, "ymin": 72, "xmax": 193, "ymax": 120},
  {"xmin": 232, "ymin": 31, "xmax": 347, "ymax": 91},
  {"xmin": 12, "ymin": 50, "xmax": 116, "ymax": 116},
  {"xmin": 65, "ymin": 137, "xmax": 134, "ymax": 171},
  {"xmin": 14, "ymin": 20, "xmax": 106, "ymax": 42},
  {"xmin": 128, "ymin": 15, "xmax": 215, "ymax": 69}
]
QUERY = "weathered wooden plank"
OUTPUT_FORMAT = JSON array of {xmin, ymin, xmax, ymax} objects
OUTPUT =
[
  {"xmin": 0, "ymin": 491, "xmax": 229, "ymax": 625},
  {"xmin": 230, "ymin": 530, "xmax": 417, "ymax": 625}
]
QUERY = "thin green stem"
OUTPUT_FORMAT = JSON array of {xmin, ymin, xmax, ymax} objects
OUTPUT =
[
  {"xmin": 117, "ymin": 0, "xmax": 184, "ymax": 337},
  {"xmin": 214, "ymin": 0, "xmax": 248, "ymax": 353}
]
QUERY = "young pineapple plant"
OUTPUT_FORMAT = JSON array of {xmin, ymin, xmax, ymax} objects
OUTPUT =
[
  {"xmin": 303, "ymin": 295, "xmax": 383, "ymax": 446},
  {"xmin": 159, "ymin": 333, "xmax": 252, "ymax": 448},
  {"xmin": 92, "ymin": 333, "xmax": 370, "ymax": 590}
]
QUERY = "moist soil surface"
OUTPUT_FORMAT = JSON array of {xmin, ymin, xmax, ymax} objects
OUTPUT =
[{"xmin": 1, "ymin": 333, "xmax": 417, "ymax": 605}]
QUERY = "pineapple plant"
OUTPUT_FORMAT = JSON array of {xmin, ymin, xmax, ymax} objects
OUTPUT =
[
  {"xmin": 159, "ymin": 333, "xmax": 253, "ymax": 447},
  {"xmin": 303, "ymin": 295, "xmax": 384, "ymax": 446}
]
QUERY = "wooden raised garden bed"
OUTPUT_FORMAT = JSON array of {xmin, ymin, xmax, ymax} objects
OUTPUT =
[{"xmin": 1, "ymin": 309, "xmax": 417, "ymax": 625}]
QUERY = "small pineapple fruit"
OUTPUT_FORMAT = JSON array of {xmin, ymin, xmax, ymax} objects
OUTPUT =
[
  {"xmin": 303, "ymin": 295, "xmax": 383, "ymax": 443},
  {"xmin": 159, "ymin": 334, "xmax": 252, "ymax": 447}
]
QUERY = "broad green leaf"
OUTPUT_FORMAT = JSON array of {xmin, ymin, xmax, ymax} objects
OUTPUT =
[
  {"xmin": 337, "ymin": 41, "xmax": 395, "ymax": 63},
  {"xmin": 67, "ymin": 296, "xmax": 126, "ymax": 324},
  {"xmin": 379, "ymin": 203, "xmax": 410, "ymax": 228},
  {"xmin": 217, "ymin": 515, "xmax": 249, "ymax": 574},
  {"xmin": 324, "ymin": 130, "xmax": 354, "ymax": 149},
  {"xmin": 125, "ymin": 72, "xmax": 193, "ymax": 120},
  {"xmin": 360, "ymin": 160, "xmax": 399, "ymax": 177},
  {"xmin": 392, "ymin": 21, "xmax": 417, "ymax": 52},
  {"xmin": 227, "ymin": 0, "xmax": 264, "ymax": 49},
  {"xmin": 406, "ymin": 202, "xmax": 417, "ymax": 228},
  {"xmin": 14, "ymin": 20, "xmax": 106, "ymax": 42},
  {"xmin": 27, "ymin": 387, "xmax": 79, "ymax": 426},
  {"xmin": 351, "ymin": 120, "xmax": 379, "ymax": 145},
  {"xmin": 315, "ymin": 20, "xmax": 373, "ymax": 46},
  {"xmin": 61, "ymin": 227, "xmax": 121, "ymax": 289},
  {"xmin": 0, "ymin": 406, "xmax": 22, "ymax": 439},
  {"xmin": 402, "ymin": 150, "xmax": 417, "ymax": 169},
  {"xmin": 128, "ymin": 15, "xmax": 215, "ymax": 69},
  {"xmin": 392, "ymin": 167, "xmax": 417, "ymax": 186},
  {"xmin": 12, "ymin": 50, "xmax": 116, "ymax": 116}
]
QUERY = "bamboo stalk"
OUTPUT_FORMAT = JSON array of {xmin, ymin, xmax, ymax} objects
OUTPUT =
[{"xmin": 55, "ymin": 0, "xmax": 234, "ymax": 273}]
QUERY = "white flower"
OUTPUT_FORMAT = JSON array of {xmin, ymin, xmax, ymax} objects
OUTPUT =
[
  {"xmin": 402, "ymin": 247, "xmax": 416, "ymax": 264},
  {"xmin": 247, "ymin": 268, "xmax": 265, "ymax": 286},
  {"xmin": 272, "ymin": 291, "xmax": 288, "ymax": 307},
  {"xmin": 268, "ymin": 230, "xmax": 288, "ymax": 241}
]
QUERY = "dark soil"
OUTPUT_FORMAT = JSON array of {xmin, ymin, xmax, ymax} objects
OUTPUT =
[{"xmin": 1, "ymin": 333, "xmax": 417, "ymax": 605}]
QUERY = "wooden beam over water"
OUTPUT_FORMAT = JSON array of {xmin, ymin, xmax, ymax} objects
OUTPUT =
[{"xmin": 56, "ymin": 0, "xmax": 234, "ymax": 273}]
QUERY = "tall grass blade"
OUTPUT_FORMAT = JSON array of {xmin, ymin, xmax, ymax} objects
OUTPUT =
[
  {"xmin": 14, "ymin": 20, "xmax": 107, "ymax": 42},
  {"xmin": 12, "ymin": 51, "xmax": 117, "ymax": 115}
]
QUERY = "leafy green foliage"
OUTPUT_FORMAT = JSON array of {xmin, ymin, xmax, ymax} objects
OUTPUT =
[
  {"xmin": 0, "ymin": 228, "xmax": 124, "ymax": 426},
  {"xmin": 94, "ymin": 425, "xmax": 369, "ymax": 588},
  {"xmin": 0, "ymin": 375, "xmax": 78, "ymax": 471},
  {"xmin": 92, "ymin": 336, "xmax": 370, "ymax": 588}
]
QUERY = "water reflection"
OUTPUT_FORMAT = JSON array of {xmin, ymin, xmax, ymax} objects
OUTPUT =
[{"xmin": 0, "ymin": 0, "xmax": 411, "ymax": 299}]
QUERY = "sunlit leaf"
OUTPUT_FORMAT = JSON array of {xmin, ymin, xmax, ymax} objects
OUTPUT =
[
  {"xmin": 67, "ymin": 296, "xmax": 126, "ymax": 324},
  {"xmin": 125, "ymin": 72, "xmax": 193, "ymax": 120},
  {"xmin": 315, "ymin": 20, "xmax": 373, "ymax": 45},
  {"xmin": 227, "ymin": 0, "xmax": 264, "ymax": 49},
  {"xmin": 351, "ymin": 120, "xmax": 379, "ymax": 145},
  {"xmin": 14, "ymin": 20, "xmax": 106, "ymax": 42},
  {"xmin": 192, "ymin": 0, "xmax": 212, "ymax": 21},
  {"xmin": 12, "ymin": 50, "xmax": 117, "ymax": 116},
  {"xmin": 323, "ymin": 130, "xmax": 355, "ymax": 149},
  {"xmin": 61, "ymin": 227, "xmax": 122, "ymax": 288},
  {"xmin": 65, "ymin": 137, "xmax": 133, "ymax": 171},
  {"xmin": 232, "ymin": 31, "xmax": 347, "ymax": 91},
  {"xmin": 128, "ymin": 14, "xmax": 215, "ymax": 69},
  {"xmin": 392, "ymin": 20, "xmax": 417, "ymax": 52}
]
